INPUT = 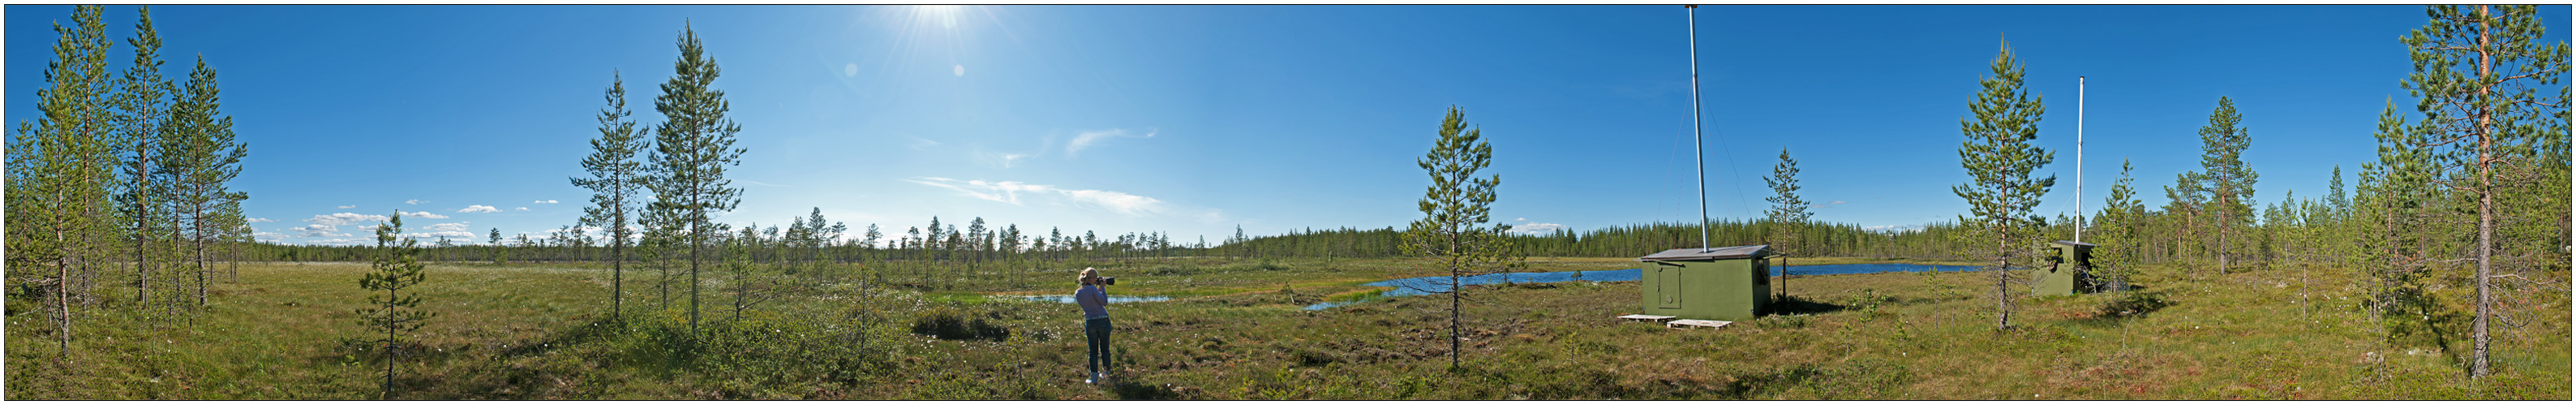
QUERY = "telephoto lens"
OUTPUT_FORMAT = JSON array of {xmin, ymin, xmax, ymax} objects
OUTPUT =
[{"xmin": 1102, "ymin": 277, "xmax": 1116, "ymax": 286}]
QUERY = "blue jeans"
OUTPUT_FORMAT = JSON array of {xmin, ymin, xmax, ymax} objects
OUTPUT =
[{"xmin": 1084, "ymin": 317, "xmax": 1113, "ymax": 376}]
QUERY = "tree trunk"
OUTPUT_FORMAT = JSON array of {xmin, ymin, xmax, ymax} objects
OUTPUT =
[{"xmin": 2467, "ymin": 6, "xmax": 2494, "ymax": 378}]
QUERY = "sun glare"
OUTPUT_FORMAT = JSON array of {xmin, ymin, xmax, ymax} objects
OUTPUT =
[{"xmin": 918, "ymin": 5, "xmax": 962, "ymax": 30}]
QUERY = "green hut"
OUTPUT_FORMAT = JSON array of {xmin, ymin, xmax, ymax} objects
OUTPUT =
[
  {"xmin": 2032, "ymin": 240, "xmax": 2097, "ymax": 296},
  {"xmin": 1637, "ymin": 244, "xmax": 1772, "ymax": 321}
]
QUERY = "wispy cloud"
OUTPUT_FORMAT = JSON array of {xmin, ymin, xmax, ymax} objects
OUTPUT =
[
  {"xmin": 1066, "ymin": 128, "xmax": 1155, "ymax": 157},
  {"xmin": 398, "ymin": 210, "xmax": 449, "ymax": 219},
  {"xmin": 246, "ymin": 218, "xmax": 275, "ymax": 223},
  {"xmin": 533, "ymin": 200, "xmax": 559, "ymax": 204},
  {"xmin": 425, "ymin": 222, "xmax": 471, "ymax": 232},
  {"xmin": 303, "ymin": 238, "xmax": 368, "ymax": 246},
  {"xmin": 908, "ymin": 136, "xmax": 943, "ymax": 150},
  {"xmin": 514, "ymin": 207, "xmax": 529, "ymax": 211},
  {"xmin": 403, "ymin": 231, "xmax": 477, "ymax": 240},
  {"xmin": 337, "ymin": 205, "xmax": 357, "ymax": 209},
  {"xmin": 252, "ymin": 231, "xmax": 287, "ymax": 241},
  {"xmin": 458, "ymin": 205, "xmax": 500, "ymax": 213},
  {"xmin": 903, "ymin": 177, "xmax": 1222, "ymax": 222},
  {"xmin": 303, "ymin": 213, "xmax": 389, "ymax": 226},
  {"xmin": 406, "ymin": 199, "xmax": 423, "ymax": 205}
]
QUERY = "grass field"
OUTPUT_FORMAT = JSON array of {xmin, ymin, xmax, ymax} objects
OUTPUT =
[{"xmin": 6, "ymin": 256, "xmax": 2565, "ymax": 399}]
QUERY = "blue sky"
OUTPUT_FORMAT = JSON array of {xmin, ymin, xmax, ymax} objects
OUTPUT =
[{"xmin": 8, "ymin": 5, "xmax": 2565, "ymax": 246}]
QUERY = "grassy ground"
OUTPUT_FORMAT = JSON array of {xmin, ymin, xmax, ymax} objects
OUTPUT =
[{"xmin": 6, "ymin": 256, "xmax": 2565, "ymax": 399}]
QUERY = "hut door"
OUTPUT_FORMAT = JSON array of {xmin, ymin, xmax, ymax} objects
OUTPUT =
[{"xmin": 1655, "ymin": 263, "xmax": 1683, "ymax": 308}]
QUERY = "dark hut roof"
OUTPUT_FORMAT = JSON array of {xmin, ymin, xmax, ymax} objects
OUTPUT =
[
  {"xmin": 2051, "ymin": 240, "xmax": 2100, "ymax": 247},
  {"xmin": 1636, "ymin": 244, "xmax": 1771, "ymax": 261}
]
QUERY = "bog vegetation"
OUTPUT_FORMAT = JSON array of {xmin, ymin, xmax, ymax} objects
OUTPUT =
[{"xmin": 6, "ymin": 4, "xmax": 2568, "ymax": 399}]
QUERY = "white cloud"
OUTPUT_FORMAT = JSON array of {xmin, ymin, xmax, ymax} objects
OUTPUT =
[
  {"xmin": 514, "ymin": 207, "xmax": 529, "ymax": 211},
  {"xmin": 303, "ymin": 238, "xmax": 368, "ymax": 246},
  {"xmin": 534, "ymin": 200, "xmax": 559, "ymax": 204},
  {"xmin": 403, "ymin": 231, "xmax": 477, "ymax": 240},
  {"xmin": 426, "ymin": 222, "xmax": 470, "ymax": 232},
  {"xmin": 458, "ymin": 205, "xmax": 500, "ymax": 213},
  {"xmin": 903, "ymin": 177, "xmax": 1223, "ymax": 222},
  {"xmin": 1509, "ymin": 221, "xmax": 1569, "ymax": 235},
  {"xmin": 397, "ymin": 210, "xmax": 449, "ymax": 219},
  {"xmin": 293, "ymin": 223, "xmax": 351, "ymax": 238},
  {"xmin": 1863, "ymin": 224, "xmax": 1926, "ymax": 232},
  {"xmin": 1066, "ymin": 128, "xmax": 1154, "ymax": 157},
  {"xmin": 337, "ymin": 205, "xmax": 357, "ymax": 209},
  {"xmin": 251, "ymin": 231, "xmax": 287, "ymax": 241},
  {"xmin": 246, "ymin": 218, "xmax": 275, "ymax": 223},
  {"xmin": 406, "ymin": 199, "xmax": 423, "ymax": 205},
  {"xmin": 302, "ymin": 213, "xmax": 389, "ymax": 226},
  {"xmin": 1828, "ymin": 200, "xmax": 1848, "ymax": 205}
]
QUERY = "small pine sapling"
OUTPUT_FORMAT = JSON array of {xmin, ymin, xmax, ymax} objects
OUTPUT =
[{"xmin": 356, "ymin": 213, "xmax": 436, "ymax": 399}]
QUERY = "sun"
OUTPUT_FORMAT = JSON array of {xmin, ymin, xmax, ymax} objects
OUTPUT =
[{"xmin": 916, "ymin": 5, "xmax": 962, "ymax": 30}]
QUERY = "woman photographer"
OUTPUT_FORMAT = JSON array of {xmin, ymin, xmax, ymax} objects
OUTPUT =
[{"xmin": 1075, "ymin": 268, "xmax": 1112, "ymax": 385}]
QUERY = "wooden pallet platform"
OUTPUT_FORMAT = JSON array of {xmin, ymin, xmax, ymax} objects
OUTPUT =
[
  {"xmin": 1617, "ymin": 314, "xmax": 1677, "ymax": 322},
  {"xmin": 1665, "ymin": 319, "xmax": 1732, "ymax": 330}
]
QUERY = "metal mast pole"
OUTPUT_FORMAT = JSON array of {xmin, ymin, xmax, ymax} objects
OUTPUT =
[
  {"xmin": 2076, "ymin": 76, "xmax": 2084, "ymax": 243},
  {"xmin": 1688, "ymin": 5, "xmax": 1710, "ymax": 252}
]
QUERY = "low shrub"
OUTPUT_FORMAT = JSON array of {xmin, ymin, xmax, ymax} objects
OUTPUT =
[{"xmin": 908, "ymin": 309, "xmax": 1011, "ymax": 341}]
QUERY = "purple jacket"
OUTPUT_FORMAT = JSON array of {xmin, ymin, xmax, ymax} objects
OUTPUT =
[{"xmin": 1075, "ymin": 284, "xmax": 1110, "ymax": 320}]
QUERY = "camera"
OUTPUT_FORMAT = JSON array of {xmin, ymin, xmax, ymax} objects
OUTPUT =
[{"xmin": 1100, "ymin": 277, "xmax": 1116, "ymax": 286}]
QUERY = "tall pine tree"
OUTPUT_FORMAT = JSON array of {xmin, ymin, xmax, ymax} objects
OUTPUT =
[
  {"xmin": 163, "ymin": 54, "xmax": 248, "ymax": 308},
  {"xmin": 1401, "ymin": 106, "xmax": 1522, "ymax": 370},
  {"xmin": 1951, "ymin": 40, "xmax": 2054, "ymax": 331},
  {"xmin": 1762, "ymin": 148, "xmax": 1810, "ymax": 299},
  {"xmin": 2397, "ymin": 4, "xmax": 2568, "ymax": 379},
  {"xmin": 647, "ymin": 21, "xmax": 748, "ymax": 332},
  {"xmin": 573, "ymin": 71, "xmax": 646, "ymax": 321},
  {"xmin": 2195, "ymin": 97, "xmax": 2256, "ymax": 275}
]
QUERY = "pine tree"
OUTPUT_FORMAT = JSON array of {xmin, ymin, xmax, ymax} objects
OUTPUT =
[
  {"xmin": 487, "ymin": 227, "xmax": 504, "ymax": 264},
  {"xmin": 357, "ymin": 213, "xmax": 435, "ymax": 399},
  {"xmin": 2093, "ymin": 159, "xmax": 2145, "ymax": 290},
  {"xmin": 1951, "ymin": 41, "xmax": 2054, "ymax": 331},
  {"xmin": 1401, "ymin": 106, "xmax": 1522, "ymax": 370},
  {"xmin": 2195, "ymin": 97, "xmax": 2257, "ymax": 275},
  {"xmin": 9, "ymin": 5, "xmax": 118, "ymax": 356},
  {"xmin": 646, "ymin": 21, "xmax": 749, "ymax": 333},
  {"xmin": 163, "ymin": 54, "xmax": 248, "ymax": 308},
  {"xmin": 2397, "ymin": 4, "xmax": 2569, "ymax": 379},
  {"xmin": 1762, "ymin": 148, "xmax": 1810, "ymax": 299},
  {"xmin": 966, "ymin": 217, "xmax": 989, "ymax": 262},
  {"xmin": 573, "ymin": 71, "xmax": 646, "ymax": 321},
  {"xmin": 111, "ymin": 6, "xmax": 174, "ymax": 310}
]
